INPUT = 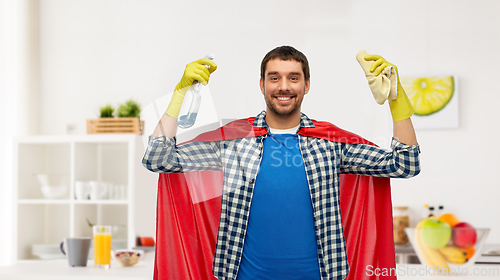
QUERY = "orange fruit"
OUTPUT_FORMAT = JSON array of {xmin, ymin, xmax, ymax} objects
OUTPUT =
[
  {"xmin": 465, "ymin": 246, "xmax": 475, "ymax": 259},
  {"xmin": 438, "ymin": 213, "xmax": 461, "ymax": 228}
]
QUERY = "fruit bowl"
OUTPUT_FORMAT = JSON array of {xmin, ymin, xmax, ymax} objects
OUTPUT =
[
  {"xmin": 112, "ymin": 250, "xmax": 144, "ymax": 267},
  {"xmin": 405, "ymin": 227, "xmax": 490, "ymax": 275}
]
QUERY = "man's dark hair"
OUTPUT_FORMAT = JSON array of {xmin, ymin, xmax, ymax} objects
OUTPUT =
[{"xmin": 260, "ymin": 46, "xmax": 310, "ymax": 81}]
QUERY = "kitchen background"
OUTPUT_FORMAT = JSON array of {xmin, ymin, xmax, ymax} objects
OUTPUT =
[{"xmin": 1, "ymin": 0, "xmax": 500, "ymax": 266}]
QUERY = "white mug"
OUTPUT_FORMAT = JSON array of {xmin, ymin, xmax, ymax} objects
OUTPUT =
[
  {"xmin": 89, "ymin": 181, "xmax": 108, "ymax": 200},
  {"xmin": 75, "ymin": 181, "xmax": 90, "ymax": 200}
]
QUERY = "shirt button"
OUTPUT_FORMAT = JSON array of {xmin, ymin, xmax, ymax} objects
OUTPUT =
[
  {"xmin": 245, "ymin": 206, "xmax": 249, "ymax": 210},
  {"xmin": 249, "ymin": 180, "xmax": 254, "ymax": 184},
  {"xmin": 240, "ymin": 231, "xmax": 244, "ymax": 236}
]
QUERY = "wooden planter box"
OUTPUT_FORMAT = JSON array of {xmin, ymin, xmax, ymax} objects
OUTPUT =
[{"xmin": 87, "ymin": 118, "xmax": 144, "ymax": 135}]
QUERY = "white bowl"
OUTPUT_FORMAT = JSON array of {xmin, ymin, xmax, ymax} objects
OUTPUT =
[
  {"xmin": 40, "ymin": 185, "xmax": 67, "ymax": 199},
  {"xmin": 36, "ymin": 174, "xmax": 68, "ymax": 199},
  {"xmin": 112, "ymin": 250, "xmax": 144, "ymax": 267}
]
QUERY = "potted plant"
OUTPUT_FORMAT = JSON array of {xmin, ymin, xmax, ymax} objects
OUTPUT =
[
  {"xmin": 116, "ymin": 99, "xmax": 141, "ymax": 118},
  {"xmin": 99, "ymin": 104, "xmax": 115, "ymax": 118},
  {"xmin": 87, "ymin": 100, "xmax": 143, "ymax": 134}
]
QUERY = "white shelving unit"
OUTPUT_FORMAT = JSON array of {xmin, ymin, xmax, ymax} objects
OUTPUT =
[{"xmin": 12, "ymin": 134, "xmax": 158, "ymax": 261}]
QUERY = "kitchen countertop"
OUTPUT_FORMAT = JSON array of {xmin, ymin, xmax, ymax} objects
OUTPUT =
[
  {"xmin": 1, "ymin": 260, "xmax": 499, "ymax": 279},
  {"xmin": 1, "ymin": 248, "xmax": 499, "ymax": 279},
  {"xmin": 0, "ymin": 256, "xmax": 154, "ymax": 280}
]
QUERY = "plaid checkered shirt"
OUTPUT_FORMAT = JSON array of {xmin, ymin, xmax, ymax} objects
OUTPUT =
[{"xmin": 142, "ymin": 111, "xmax": 421, "ymax": 280}]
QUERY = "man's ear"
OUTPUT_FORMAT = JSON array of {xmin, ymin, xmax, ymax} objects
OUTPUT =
[
  {"xmin": 304, "ymin": 79, "xmax": 310, "ymax": 95},
  {"xmin": 260, "ymin": 78, "xmax": 265, "ymax": 95}
]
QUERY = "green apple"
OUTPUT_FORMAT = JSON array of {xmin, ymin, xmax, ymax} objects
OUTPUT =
[{"xmin": 420, "ymin": 218, "xmax": 452, "ymax": 249}]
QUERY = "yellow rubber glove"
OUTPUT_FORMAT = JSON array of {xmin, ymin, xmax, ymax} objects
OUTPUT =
[
  {"xmin": 165, "ymin": 58, "xmax": 217, "ymax": 118},
  {"xmin": 364, "ymin": 54, "xmax": 415, "ymax": 122}
]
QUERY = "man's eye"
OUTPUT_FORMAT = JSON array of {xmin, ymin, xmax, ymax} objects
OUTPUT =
[
  {"xmin": 270, "ymin": 77, "xmax": 278, "ymax": 81},
  {"xmin": 290, "ymin": 77, "xmax": 298, "ymax": 81}
]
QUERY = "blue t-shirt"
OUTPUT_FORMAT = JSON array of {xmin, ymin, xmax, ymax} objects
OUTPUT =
[{"xmin": 236, "ymin": 134, "xmax": 321, "ymax": 280}]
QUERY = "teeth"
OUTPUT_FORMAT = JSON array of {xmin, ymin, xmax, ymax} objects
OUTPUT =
[{"xmin": 277, "ymin": 97, "xmax": 291, "ymax": 101}]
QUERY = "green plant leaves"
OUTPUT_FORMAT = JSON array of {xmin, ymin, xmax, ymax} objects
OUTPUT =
[{"xmin": 116, "ymin": 99, "xmax": 141, "ymax": 118}]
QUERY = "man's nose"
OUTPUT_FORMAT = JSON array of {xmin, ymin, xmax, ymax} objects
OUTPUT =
[{"xmin": 278, "ymin": 79, "xmax": 290, "ymax": 91}]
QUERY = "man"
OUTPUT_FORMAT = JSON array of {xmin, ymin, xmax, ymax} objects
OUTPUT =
[{"xmin": 143, "ymin": 46, "xmax": 420, "ymax": 280}]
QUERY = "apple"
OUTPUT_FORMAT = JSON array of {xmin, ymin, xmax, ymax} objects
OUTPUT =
[
  {"xmin": 420, "ymin": 218, "xmax": 452, "ymax": 249},
  {"xmin": 453, "ymin": 222, "xmax": 477, "ymax": 249}
]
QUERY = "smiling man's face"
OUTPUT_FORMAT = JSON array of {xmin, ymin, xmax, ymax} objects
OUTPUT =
[{"xmin": 260, "ymin": 58, "xmax": 310, "ymax": 125}]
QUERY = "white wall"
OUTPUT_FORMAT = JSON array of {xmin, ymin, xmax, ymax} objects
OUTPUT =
[
  {"xmin": 35, "ymin": 0, "xmax": 500, "ymax": 244},
  {"xmin": 0, "ymin": 0, "xmax": 9, "ymax": 267},
  {"xmin": 1, "ymin": 0, "xmax": 41, "ymax": 265}
]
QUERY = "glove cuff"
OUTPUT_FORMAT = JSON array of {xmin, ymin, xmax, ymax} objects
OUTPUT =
[
  {"xmin": 389, "ymin": 83, "xmax": 415, "ymax": 122},
  {"xmin": 165, "ymin": 89, "xmax": 186, "ymax": 119}
]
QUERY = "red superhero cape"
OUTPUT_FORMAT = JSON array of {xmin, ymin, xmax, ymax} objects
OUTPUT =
[{"xmin": 153, "ymin": 117, "xmax": 396, "ymax": 280}]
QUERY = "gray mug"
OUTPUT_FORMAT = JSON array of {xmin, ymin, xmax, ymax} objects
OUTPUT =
[{"xmin": 60, "ymin": 237, "xmax": 91, "ymax": 267}]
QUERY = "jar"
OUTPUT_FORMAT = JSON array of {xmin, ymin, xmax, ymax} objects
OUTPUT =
[{"xmin": 393, "ymin": 206, "xmax": 410, "ymax": 244}]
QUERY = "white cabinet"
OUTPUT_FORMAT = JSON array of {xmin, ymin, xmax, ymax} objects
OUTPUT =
[{"xmin": 13, "ymin": 134, "xmax": 157, "ymax": 261}]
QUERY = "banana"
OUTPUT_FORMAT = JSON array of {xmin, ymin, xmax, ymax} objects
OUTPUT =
[
  {"xmin": 446, "ymin": 255, "xmax": 468, "ymax": 265},
  {"xmin": 415, "ymin": 219, "xmax": 450, "ymax": 273},
  {"xmin": 438, "ymin": 246, "xmax": 468, "ymax": 264}
]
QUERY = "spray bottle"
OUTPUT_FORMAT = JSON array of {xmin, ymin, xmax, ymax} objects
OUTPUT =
[{"xmin": 177, "ymin": 54, "xmax": 215, "ymax": 129}]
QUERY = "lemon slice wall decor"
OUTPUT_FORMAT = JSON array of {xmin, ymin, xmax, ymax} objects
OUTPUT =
[
  {"xmin": 401, "ymin": 76, "xmax": 454, "ymax": 116},
  {"xmin": 400, "ymin": 76, "xmax": 458, "ymax": 129}
]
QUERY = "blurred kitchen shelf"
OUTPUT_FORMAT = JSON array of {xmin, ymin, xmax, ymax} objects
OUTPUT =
[
  {"xmin": 18, "ymin": 199, "xmax": 72, "ymax": 204},
  {"xmin": 17, "ymin": 200, "xmax": 129, "ymax": 205},
  {"xmin": 12, "ymin": 134, "xmax": 157, "ymax": 262},
  {"xmin": 74, "ymin": 200, "xmax": 129, "ymax": 205}
]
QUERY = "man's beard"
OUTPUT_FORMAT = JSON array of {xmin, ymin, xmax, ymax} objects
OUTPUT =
[
  {"xmin": 264, "ymin": 89, "xmax": 302, "ymax": 117},
  {"xmin": 266, "ymin": 98, "xmax": 300, "ymax": 117}
]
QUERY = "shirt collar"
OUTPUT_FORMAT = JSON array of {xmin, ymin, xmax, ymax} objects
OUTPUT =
[{"xmin": 253, "ymin": 110, "xmax": 316, "ymax": 131}]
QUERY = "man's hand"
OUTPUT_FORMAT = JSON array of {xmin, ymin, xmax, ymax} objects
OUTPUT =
[
  {"xmin": 166, "ymin": 58, "xmax": 217, "ymax": 118},
  {"xmin": 175, "ymin": 58, "xmax": 217, "ymax": 94},
  {"xmin": 365, "ymin": 54, "xmax": 398, "ymax": 77},
  {"xmin": 364, "ymin": 54, "xmax": 414, "ymax": 122}
]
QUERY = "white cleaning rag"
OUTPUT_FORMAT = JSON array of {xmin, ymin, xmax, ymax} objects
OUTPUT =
[{"xmin": 356, "ymin": 50, "xmax": 398, "ymax": 105}]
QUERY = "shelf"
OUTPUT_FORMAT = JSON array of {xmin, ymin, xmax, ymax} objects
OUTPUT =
[
  {"xmin": 18, "ymin": 199, "xmax": 71, "ymax": 204},
  {"xmin": 13, "ymin": 134, "xmax": 158, "ymax": 262},
  {"xmin": 17, "ymin": 204, "xmax": 70, "ymax": 259},
  {"xmin": 74, "ymin": 200, "xmax": 128, "ymax": 205},
  {"xmin": 17, "ymin": 199, "xmax": 128, "ymax": 205},
  {"xmin": 15, "ymin": 134, "xmax": 138, "ymax": 144}
]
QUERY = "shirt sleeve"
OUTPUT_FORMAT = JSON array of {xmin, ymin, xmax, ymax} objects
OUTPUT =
[
  {"xmin": 142, "ymin": 135, "xmax": 222, "ymax": 173},
  {"xmin": 340, "ymin": 138, "xmax": 421, "ymax": 178}
]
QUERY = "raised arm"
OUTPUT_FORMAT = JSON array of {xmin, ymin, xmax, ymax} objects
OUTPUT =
[
  {"xmin": 152, "ymin": 58, "xmax": 217, "ymax": 138},
  {"xmin": 393, "ymin": 118, "xmax": 417, "ymax": 146},
  {"xmin": 362, "ymin": 53, "xmax": 417, "ymax": 145}
]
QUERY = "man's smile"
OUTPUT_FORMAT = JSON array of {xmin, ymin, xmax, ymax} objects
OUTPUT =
[{"xmin": 275, "ymin": 96, "xmax": 294, "ymax": 103}]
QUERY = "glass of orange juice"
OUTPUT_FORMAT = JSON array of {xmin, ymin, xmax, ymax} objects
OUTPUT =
[{"xmin": 93, "ymin": 225, "xmax": 112, "ymax": 268}]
